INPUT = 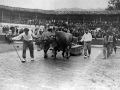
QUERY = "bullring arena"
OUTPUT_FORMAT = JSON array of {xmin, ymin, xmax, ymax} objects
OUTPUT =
[{"xmin": 0, "ymin": 5, "xmax": 120, "ymax": 90}]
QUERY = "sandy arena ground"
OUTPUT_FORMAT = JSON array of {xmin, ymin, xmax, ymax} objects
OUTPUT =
[{"xmin": 0, "ymin": 46, "xmax": 120, "ymax": 90}]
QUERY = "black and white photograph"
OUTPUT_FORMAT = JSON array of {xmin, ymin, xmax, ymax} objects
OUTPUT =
[{"xmin": 0, "ymin": 0, "xmax": 120, "ymax": 90}]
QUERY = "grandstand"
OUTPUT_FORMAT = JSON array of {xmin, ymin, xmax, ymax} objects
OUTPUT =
[{"xmin": 0, "ymin": 5, "xmax": 120, "ymax": 26}]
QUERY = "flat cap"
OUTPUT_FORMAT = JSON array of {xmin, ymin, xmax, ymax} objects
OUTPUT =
[{"xmin": 24, "ymin": 28, "xmax": 29, "ymax": 31}]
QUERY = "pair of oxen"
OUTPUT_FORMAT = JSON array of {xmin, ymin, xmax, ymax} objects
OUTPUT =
[{"xmin": 36, "ymin": 31, "xmax": 78, "ymax": 59}]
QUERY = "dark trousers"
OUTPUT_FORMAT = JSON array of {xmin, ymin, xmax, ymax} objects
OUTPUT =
[
  {"xmin": 107, "ymin": 43, "xmax": 111, "ymax": 57},
  {"xmin": 84, "ymin": 41, "xmax": 91, "ymax": 56},
  {"xmin": 22, "ymin": 41, "xmax": 34, "ymax": 58}
]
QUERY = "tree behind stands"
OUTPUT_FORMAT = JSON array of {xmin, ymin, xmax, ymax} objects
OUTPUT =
[{"xmin": 106, "ymin": 0, "xmax": 120, "ymax": 10}]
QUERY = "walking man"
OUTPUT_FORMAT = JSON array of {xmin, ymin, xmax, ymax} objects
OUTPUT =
[
  {"xmin": 108, "ymin": 32, "xmax": 113, "ymax": 55},
  {"xmin": 12, "ymin": 28, "xmax": 36, "ymax": 62},
  {"xmin": 81, "ymin": 28, "xmax": 92, "ymax": 58},
  {"xmin": 113, "ymin": 32, "xmax": 117, "ymax": 53},
  {"xmin": 35, "ymin": 29, "xmax": 43, "ymax": 51},
  {"xmin": 103, "ymin": 33, "xmax": 108, "ymax": 59}
]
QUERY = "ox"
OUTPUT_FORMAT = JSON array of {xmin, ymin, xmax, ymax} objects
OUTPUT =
[
  {"xmin": 53, "ymin": 31, "xmax": 73, "ymax": 59},
  {"xmin": 39, "ymin": 31, "xmax": 78, "ymax": 59}
]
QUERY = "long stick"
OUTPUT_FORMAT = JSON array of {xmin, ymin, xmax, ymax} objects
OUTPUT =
[{"xmin": 12, "ymin": 43, "xmax": 22, "ymax": 62}]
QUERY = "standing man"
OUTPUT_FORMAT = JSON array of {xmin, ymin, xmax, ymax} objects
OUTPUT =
[
  {"xmin": 81, "ymin": 28, "xmax": 92, "ymax": 58},
  {"xmin": 36, "ymin": 29, "xmax": 43, "ymax": 51},
  {"xmin": 106, "ymin": 31, "xmax": 113, "ymax": 58},
  {"xmin": 5, "ymin": 30, "xmax": 13, "ymax": 44},
  {"xmin": 12, "ymin": 28, "xmax": 36, "ymax": 63},
  {"xmin": 103, "ymin": 33, "xmax": 108, "ymax": 59},
  {"xmin": 108, "ymin": 32, "xmax": 113, "ymax": 55},
  {"xmin": 7, "ymin": 30, "xmax": 13, "ymax": 44},
  {"xmin": 113, "ymin": 32, "xmax": 117, "ymax": 53}
]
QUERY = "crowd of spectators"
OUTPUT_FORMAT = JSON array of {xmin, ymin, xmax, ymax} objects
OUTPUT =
[
  {"xmin": 49, "ymin": 20, "xmax": 120, "ymax": 39},
  {"xmin": 1, "ymin": 26, "xmax": 25, "ymax": 43},
  {"xmin": 1, "ymin": 19, "xmax": 120, "ymax": 44},
  {"xmin": 2, "ymin": 26, "xmax": 24, "ymax": 35}
]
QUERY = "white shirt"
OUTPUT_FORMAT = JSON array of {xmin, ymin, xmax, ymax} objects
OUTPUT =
[
  {"xmin": 81, "ymin": 32, "xmax": 92, "ymax": 42},
  {"xmin": 12, "ymin": 31, "xmax": 36, "ymax": 41}
]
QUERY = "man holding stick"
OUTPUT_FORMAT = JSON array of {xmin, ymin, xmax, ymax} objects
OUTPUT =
[{"xmin": 12, "ymin": 28, "xmax": 36, "ymax": 63}]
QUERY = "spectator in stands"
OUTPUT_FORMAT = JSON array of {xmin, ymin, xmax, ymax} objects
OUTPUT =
[
  {"xmin": 5, "ymin": 30, "xmax": 13, "ymax": 44},
  {"xmin": 3, "ymin": 26, "xmax": 9, "ymax": 33},
  {"xmin": 2, "ymin": 26, "xmax": 5, "ymax": 33},
  {"xmin": 7, "ymin": 30, "xmax": 13, "ymax": 44},
  {"xmin": 5, "ymin": 31, "xmax": 8, "ymax": 43},
  {"xmin": 19, "ymin": 28, "xmax": 24, "ymax": 34},
  {"xmin": 10, "ymin": 27, "xmax": 15, "ymax": 35},
  {"xmin": 16, "ymin": 27, "xmax": 18, "ymax": 35}
]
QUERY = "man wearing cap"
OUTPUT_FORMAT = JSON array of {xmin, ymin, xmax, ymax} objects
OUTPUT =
[
  {"xmin": 12, "ymin": 28, "xmax": 36, "ymax": 62},
  {"xmin": 81, "ymin": 28, "xmax": 92, "ymax": 58}
]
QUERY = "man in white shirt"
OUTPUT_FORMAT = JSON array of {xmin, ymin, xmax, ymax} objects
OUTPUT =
[
  {"xmin": 81, "ymin": 28, "xmax": 92, "ymax": 58},
  {"xmin": 12, "ymin": 28, "xmax": 36, "ymax": 63}
]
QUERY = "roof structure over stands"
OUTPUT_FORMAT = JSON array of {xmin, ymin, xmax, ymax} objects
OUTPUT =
[{"xmin": 1, "ymin": 5, "xmax": 120, "ymax": 15}]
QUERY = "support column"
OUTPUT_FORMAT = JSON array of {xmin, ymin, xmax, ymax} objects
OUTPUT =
[
  {"xmin": 1, "ymin": 10, "xmax": 3, "ymax": 22},
  {"xmin": 83, "ymin": 16, "xmax": 85, "ymax": 24},
  {"xmin": 19, "ymin": 12, "xmax": 21, "ymax": 24},
  {"xmin": 67, "ymin": 16, "xmax": 69, "ymax": 22},
  {"xmin": 100, "ymin": 16, "xmax": 101, "ymax": 22},
  {"xmin": 35, "ymin": 14, "xmax": 38, "ymax": 27},
  {"xmin": 52, "ymin": 15, "xmax": 53, "ymax": 21},
  {"xmin": 117, "ymin": 15, "xmax": 119, "ymax": 29}
]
